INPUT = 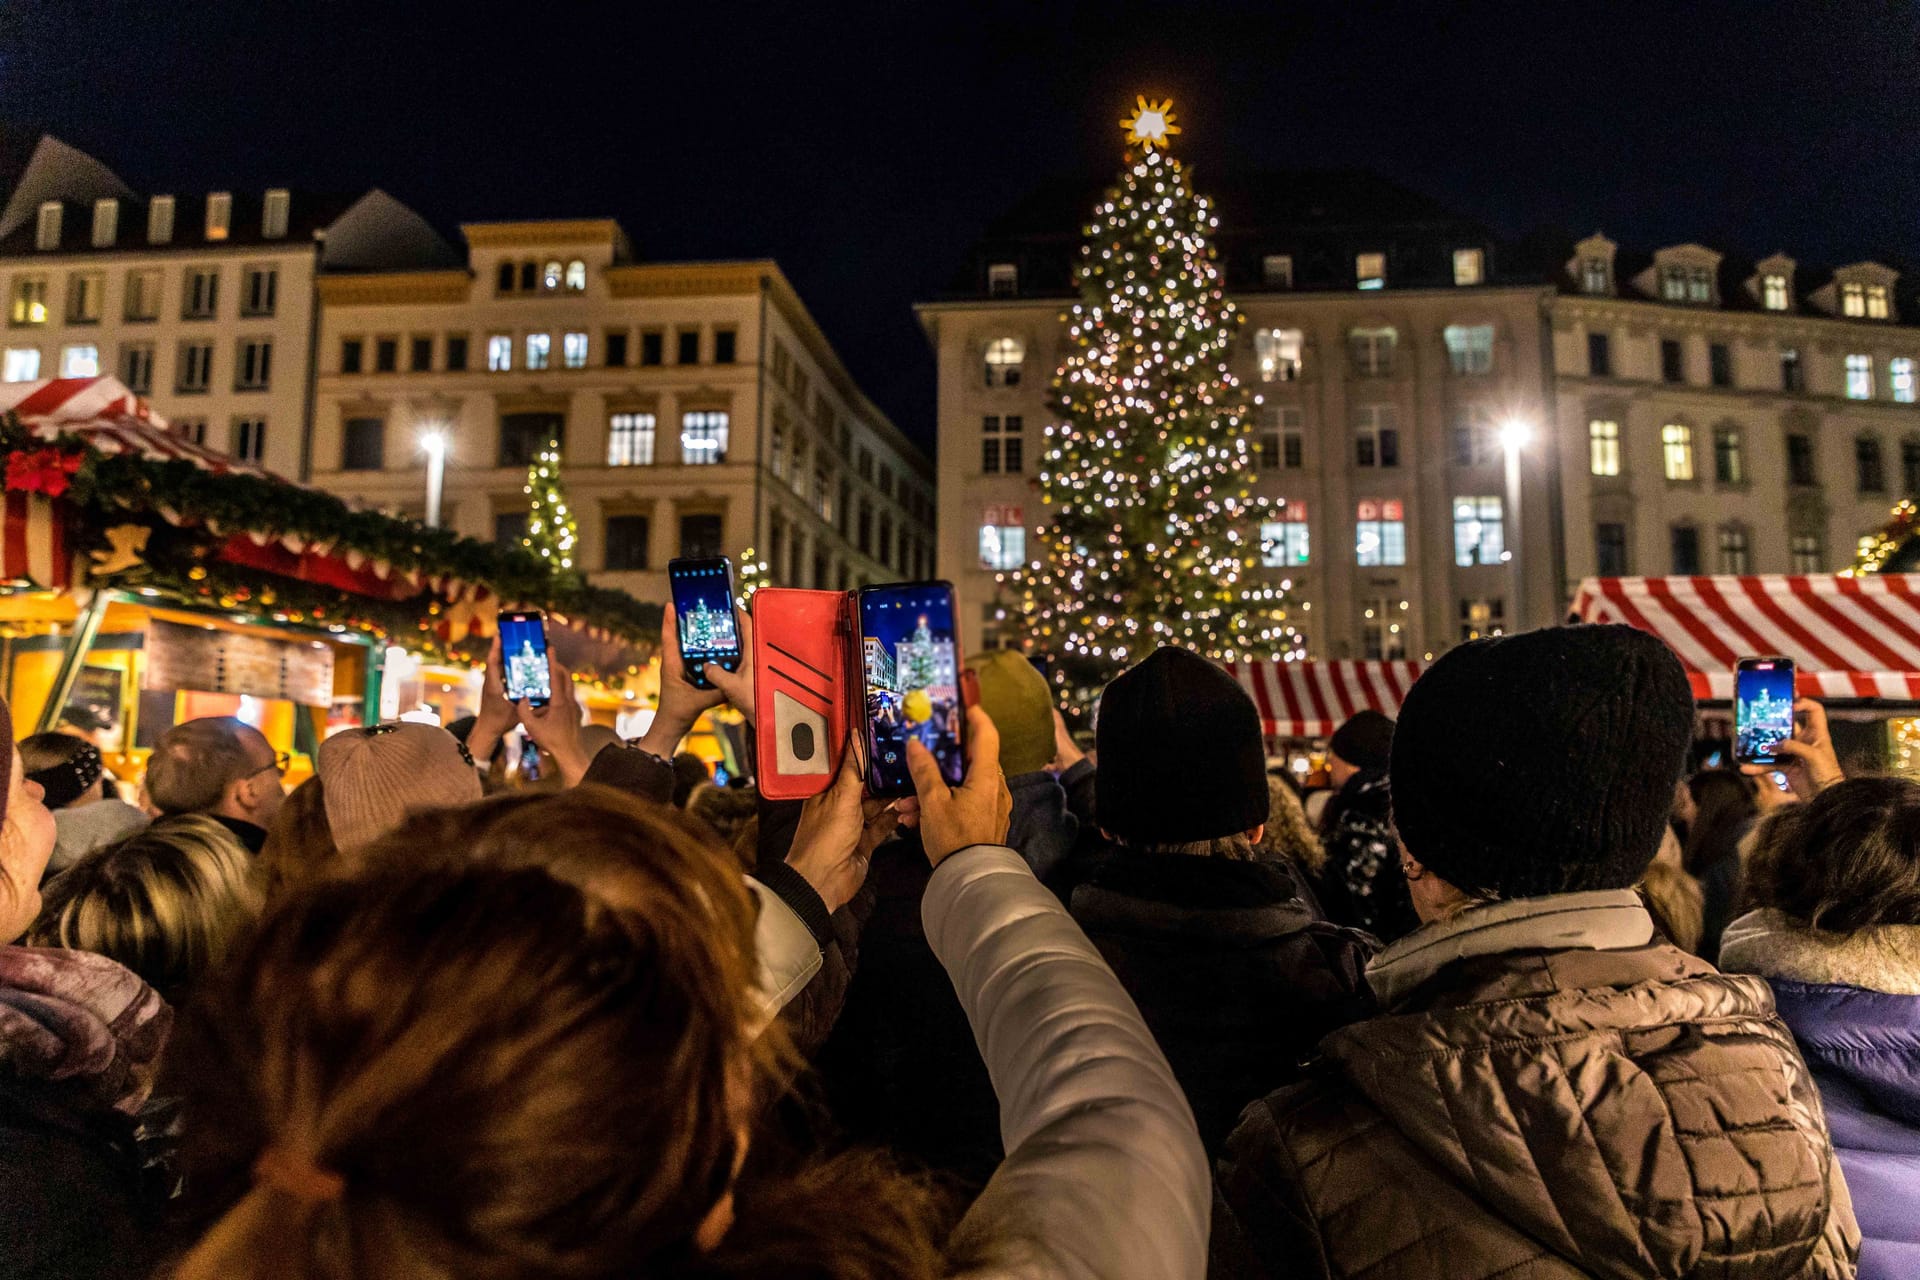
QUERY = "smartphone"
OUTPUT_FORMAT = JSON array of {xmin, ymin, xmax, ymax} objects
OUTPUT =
[
  {"xmin": 667, "ymin": 557, "xmax": 742, "ymax": 691},
  {"xmin": 857, "ymin": 581, "xmax": 965, "ymax": 798},
  {"xmin": 1733, "ymin": 657, "xmax": 1796, "ymax": 766},
  {"xmin": 499, "ymin": 610, "xmax": 552, "ymax": 707}
]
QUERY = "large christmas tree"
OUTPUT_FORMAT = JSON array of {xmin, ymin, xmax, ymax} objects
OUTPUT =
[
  {"xmin": 1014, "ymin": 97, "xmax": 1300, "ymax": 693},
  {"xmin": 522, "ymin": 440, "xmax": 580, "ymax": 581}
]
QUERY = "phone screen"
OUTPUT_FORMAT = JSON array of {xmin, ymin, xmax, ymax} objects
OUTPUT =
[
  {"xmin": 500, "ymin": 612, "xmax": 552, "ymax": 705},
  {"xmin": 1734, "ymin": 659, "xmax": 1795, "ymax": 765},
  {"xmin": 859, "ymin": 583, "xmax": 964, "ymax": 797},
  {"xmin": 668, "ymin": 557, "xmax": 741, "ymax": 690}
]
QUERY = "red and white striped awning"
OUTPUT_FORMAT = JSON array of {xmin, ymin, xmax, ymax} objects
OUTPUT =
[
  {"xmin": 1222, "ymin": 659, "xmax": 1427, "ymax": 739},
  {"xmin": 1570, "ymin": 575, "xmax": 1920, "ymax": 702},
  {"xmin": 0, "ymin": 376, "xmax": 270, "ymax": 477}
]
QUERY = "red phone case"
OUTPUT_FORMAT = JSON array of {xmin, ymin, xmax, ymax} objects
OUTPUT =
[{"xmin": 752, "ymin": 589, "xmax": 853, "ymax": 800}]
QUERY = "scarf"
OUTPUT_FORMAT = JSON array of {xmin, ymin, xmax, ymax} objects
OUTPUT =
[
  {"xmin": 1720, "ymin": 908, "xmax": 1920, "ymax": 995},
  {"xmin": 0, "ymin": 945, "xmax": 171, "ymax": 1117}
]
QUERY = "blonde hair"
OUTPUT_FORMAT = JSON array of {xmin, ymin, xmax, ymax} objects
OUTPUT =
[
  {"xmin": 1260, "ymin": 777, "xmax": 1326, "ymax": 876},
  {"xmin": 30, "ymin": 813, "xmax": 262, "ymax": 1003}
]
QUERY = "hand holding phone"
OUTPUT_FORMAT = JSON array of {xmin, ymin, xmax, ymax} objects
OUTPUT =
[
  {"xmin": 906, "ymin": 704, "xmax": 1012, "ymax": 868},
  {"xmin": 668, "ymin": 557, "xmax": 743, "ymax": 691},
  {"xmin": 498, "ymin": 611, "xmax": 553, "ymax": 707},
  {"xmin": 857, "ymin": 582, "xmax": 967, "ymax": 799},
  {"xmin": 1732, "ymin": 658, "xmax": 1795, "ymax": 766}
]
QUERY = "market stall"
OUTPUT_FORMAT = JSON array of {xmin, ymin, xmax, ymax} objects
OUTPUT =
[{"xmin": 1, "ymin": 376, "xmax": 662, "ymax": 782}]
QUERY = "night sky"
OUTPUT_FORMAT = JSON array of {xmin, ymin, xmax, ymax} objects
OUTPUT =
[{"xmin": 1, "ymin": 1, "xmax": 1912, "ymax": 454}]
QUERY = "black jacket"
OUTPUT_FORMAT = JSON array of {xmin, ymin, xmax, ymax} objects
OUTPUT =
[
  {"xmin": 1317, "ymin": 769, "xmax": 1418, "ymax": 942},
  {"xmin": 0, "ymin": 1078, "xmax": 159, "ymax": 1280},
  {"xmin": 1068, "ymin": 847, "xmax": 1377, "ymax": 1153}
]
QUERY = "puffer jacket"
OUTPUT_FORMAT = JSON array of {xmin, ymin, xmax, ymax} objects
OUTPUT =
[
  {"xmin": 1721, "ymin": 909, "xmax": 1920, "ymax": 1280},
  {"xmin": 1215, "ymin": 891, "xmax": 1858, "ymax": 1280}
]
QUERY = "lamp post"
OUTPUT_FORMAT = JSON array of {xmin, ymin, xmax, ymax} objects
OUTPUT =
[
  {"xmin": 420, "ymin": 429, "xmax": 447, "ymax": 529},
  {"xmin": 1499, "ymin": 418, "xmax": 1531, "ymax": 631}
]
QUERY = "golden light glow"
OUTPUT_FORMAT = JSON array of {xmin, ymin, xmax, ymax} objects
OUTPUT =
[{"xmin": 1120, "ymin": 95, "xmax": 1180, "ymax": 150}]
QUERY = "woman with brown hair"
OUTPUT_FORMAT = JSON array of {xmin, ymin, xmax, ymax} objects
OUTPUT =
[{"xmin": 168, "ymin": 706, "xmax": 1208, "ymax": 1279}]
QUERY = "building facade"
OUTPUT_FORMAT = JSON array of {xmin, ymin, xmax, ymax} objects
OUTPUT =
[
  {"xmin": 919, "ymin": 173, "xmax": 1559, "ymax": 660},
  {"xmin": 312, "ymin": 220, "xmax": 933, "ymax": 602},
  {"xmin": 1549, "ymin": 235, "xmax": 1920, "ymax": 583},
  {"xmin": 0, "ymin": 136, "xmax": 339, "ymax": 479}
]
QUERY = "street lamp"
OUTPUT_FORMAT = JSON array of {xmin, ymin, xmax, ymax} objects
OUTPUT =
[
  {"xmin": 420, "ymin": 429, "xmax": 448, "ymax": 529},
  {"xmin": 1499, "ymin": 417, "xmax": 1531, "ymax": 629}
]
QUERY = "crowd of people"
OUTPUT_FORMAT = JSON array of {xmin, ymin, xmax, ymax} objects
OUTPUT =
[{"xmin": 1, "ymin": 609, "xmax": 1915, "ymax": 1279}]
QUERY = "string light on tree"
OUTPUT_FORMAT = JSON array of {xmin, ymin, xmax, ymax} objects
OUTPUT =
[
  {"xmin": 735, "ymin": 548, "xmax": 771, "ymax": 603},
  {"xmin": 521, "ymin": 440, "xmax": 580, "ymax": 582},
  {"xmin": 1012, "ymin": 95, "xmax": 1302, "ymax": 696}
]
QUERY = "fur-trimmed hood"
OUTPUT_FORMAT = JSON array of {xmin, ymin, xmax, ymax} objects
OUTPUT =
[{"xmin": 1720, "ymin": 909, "xmax": 1920, "ymax": 995}]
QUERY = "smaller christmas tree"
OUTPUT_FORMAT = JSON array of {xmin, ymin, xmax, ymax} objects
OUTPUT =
[{"xmin": 522, "ymin": 440, "xmax": 579, "ymax": 581}]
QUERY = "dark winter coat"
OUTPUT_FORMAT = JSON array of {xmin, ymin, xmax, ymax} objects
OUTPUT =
[
  {"xmin": 1006, "ymin": 769, "xmax": 1077, "ymax": 887},
  {"xmin": 1317, "ymin": 769, "xmax": 1418, "ymax": 942},
  {"xmin": 0, "ymin": 946, "xmax": 173, "ymax": 1280},
  {"xmin": 1720, "ymin": 909, "xmax": 1920, "ymax": 1280},
  {"xmin": 1067, "ymin": 846, "xmax": 1376, "ymax": 1152},
  {"xmin": 1215, "ymin": 892, "xmax": 1859, "ymax": 1280}
]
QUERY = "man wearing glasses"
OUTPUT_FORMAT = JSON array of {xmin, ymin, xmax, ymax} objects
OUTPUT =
[{"xmin": 145, "ymin": 717, "xmax": 288, "ymax": 853}]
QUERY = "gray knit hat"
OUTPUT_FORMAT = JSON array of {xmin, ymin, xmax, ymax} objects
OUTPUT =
[{"xmin": 318, "ymin": 722, "xmax": 483, "ymax": 853}]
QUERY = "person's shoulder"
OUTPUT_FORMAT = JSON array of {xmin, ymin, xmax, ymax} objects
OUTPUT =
[{"xmin": 1225, "ymin": 1066, "xmax": 1386, "ymax": 1182}]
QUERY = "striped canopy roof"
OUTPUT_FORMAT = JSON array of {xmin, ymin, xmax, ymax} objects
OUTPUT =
[
  {"xmin": 1221, "ymin": 659, "xmax": 1426, "ymax": 739},
  {"xmin": 0, "ymin": 375, "xmax": 271, "ymax": 477},
  {"xmin": 1570, "ymin": 575, "xmax": 1920, "ymax": 703}
]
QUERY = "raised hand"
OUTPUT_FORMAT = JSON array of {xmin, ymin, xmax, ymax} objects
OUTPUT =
[{"xmin": 906, "ymin": 704, "xmax": 1011, "ymax": 868}]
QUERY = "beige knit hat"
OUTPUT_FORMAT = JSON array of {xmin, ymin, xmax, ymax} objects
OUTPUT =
[{"xmin": 317, "ymin": 722, "xmax": 483, "ymax": 853}]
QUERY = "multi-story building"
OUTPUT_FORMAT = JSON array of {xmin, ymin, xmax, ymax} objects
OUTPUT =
[
  {"xmin": 0, "ymin": 135, "xmax": 355, "ymax": 478},
  {"xmin": 919, "ymin": 172, "xmax": 1557, "ymax": 660},
  {"xmin": 312, "ymin": 219, "xmax": 932, "ymax": 601},
  {"xmin": 1549, "ymin": 236, "xmax": 1920, "ymax": 582}
]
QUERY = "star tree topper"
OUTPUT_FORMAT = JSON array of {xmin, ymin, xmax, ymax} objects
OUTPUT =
[{"xmin": 1120, "ymin": 95, "xmax": 1180, "ymax": 150}]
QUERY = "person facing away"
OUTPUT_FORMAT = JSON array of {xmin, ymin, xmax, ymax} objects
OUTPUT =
[
  {"xmin": 1720, "ymin": 771, "xmax": 1920, "ymax": 1280},
  {"xmin": 1316, "ymin": 709, "xmax": 1420, "ymax": 942},
  {"xmin": 18, "ymin": 733, "xmax": 148, "ymax": 878},
  {"xmin": 963, "ymin": 650, "xmax": 1077, "ymax": 885},
  {"xmin": 0, "ymin": 697, "xmax": 175, "ymax": 1280},
  {"xmin": 165, "ymin": 704, "xmax": 1211, "ymax": 1280},
  {"xmin": 1685, "ymin": 767, "xmax": 1761, "ymax": 960},
  {"xmin": 1215, "ymin": 624, "xmax": 1859, "ymax": 1280},
  {"xmin": 1067, "ymin": 646, "xmax": 1376, "ymax": 1153},
  {"xmin": 142, "ymin": 717, "xmax": 286, "ymax": 854}
]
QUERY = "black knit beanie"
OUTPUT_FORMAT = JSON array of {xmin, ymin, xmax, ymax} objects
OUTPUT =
[
  {"xmin": 1391, "ymin": 624, "xmax": 1693, "ymax": 899},
  {"xmin": 1329, "ymin": 709, "xmax": 1394, "ymax": 772},
  {"xmin": 1095, "ymin": 647, "xmax": 1270, "ymax": 845}
]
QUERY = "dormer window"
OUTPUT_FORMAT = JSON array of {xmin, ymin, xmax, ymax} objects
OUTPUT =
[
  {"xmin": 1262, "ymin": 254, "xmax": 1293, "ymax": 288},
  {"xmin": 91, "ymin": 199, "xmax": 118, "ymax": 248},
  {"xmin": 1843, "ymin": 283, "xmax": 1866, "ymax": 317},
  {"xmin": 1581, "ymin": 258, "xmax": 1610, "ymax": 294},
  {"xmin": 205, "ymin": 192, "xmax": 231, "ymax": 241},
  {"xmin": 987, "ymin": 262, "xmax": 1018, "ymax": 297},
  {"xmin": 1763, "ymin": 275, "xmax": 1790, "ymax": 311},
  {"xmin": 35, "ymin": 202, "xmax": 61, "ymax": 251},
  {"xmin": 564, "ymin": 260, "xmax": 587, "ymax": 292},
  {"xmin": 148, "ymin": 196, "xmax": 175, "ymax": 245},
  {"xmin": 1868, "ymin": 284, "xmax": 1890, "ymax": 319},
  {"xmin": 1661, "ymin": 264, "xmax": 1712, "ymax": 304},
  {"xmin": 542, "ymin": 260, "xmax": 562, "ymax": 291},
  {"xmin": 1355, "ymin": 252, "xmax": 1386, "ymax": 290},
  {"xmin": 262, "ymin": 188, "xmax": 290, "ymax": 239},
  {"xmin": 1452, "ymin": 248, "xmax": 1484, "ymax": 287}
]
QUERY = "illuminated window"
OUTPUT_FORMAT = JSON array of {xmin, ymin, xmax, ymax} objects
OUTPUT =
[
  {"xmin": 487, "ymin": 335, "xmax": 511, "ymax": 372},
  {"xmin": 35, "ymin": 202, "xmax": 61, "ymax": 250},
  {"xmin": 1260, "ymin": 502, "xmax": 1310, "ymax": 567},
  {"xmin": 1581, "ymin": 257, "xmax": 1610, "ymax": 294},
  {"xmin": 1452, "ymin": 496, "xmax": 1504, "ymax": 566},
  {"xmin": 1661, "ymin": 265, "xmax": 1711, "ymax": 303},
  {"xmin": 564, "ymin": 260, "xmax": 586, "ymax": 292},
  {"xmin": 984, "ymin": 336, "xmax": 1025, "ymax": 387},
  {"xmin": 1762, "ymin": 274, "xmax": 1789, "ymax": 310},
  {"xmin": 91, "ymin": 199, "xmax": 118, "ymax": 247},
  {"xmin": 1355, "ymin": 499, "xmax": 1406, "ymax": 567},
  {"xmin": 1661, "ymin": 423, "xmax": 1695, "ymax": 481},
  {"xmin": 562, "ymin": 331, "xmax": 589, "ymax": 369},
  {"xmin": 9, "ymin": 278, "xmax": 46, "ymax": 326},
  {"xmin": 1361, "ymin": 595, "xmax": 1407, "ymax": 659},
  {"xmin": 1355, "ymin": 252, "xmax": 1385, "ymax": 290},
  {"xmin": 525, "ymin": 333, "xmax": 550, "ymax": 370},
  {"xmin": 1847, "ymin": 353, "xmax": 1873, "ymax": 400},
  {"xmin": 1717, "ymin": 525, "xmax": 1751, "ymax": 574},
  {"xmin": 1349, "ymin": 326, "xmax": 1396, "ymax": 376},
  {"xmin": 1254, "ymin": 327, "xmax": 1304, "ymax": 382},
  {"xmin": 607, "ymin": 412, "xmax": 656, "ymax": 466},
  {"xmin": 542, "ymin": 261, "xmax": 562, "ymax": 291},
  {"xmin": 1893, "ymin": 358, "xmax": 1916, "ymax": 404},
  {"xmin": 1443, "ymin": 324, "xmax": 1494, "ymax": 375},
  {"xmin": 1262, "ymin": 254, "xmax": 1293, "ymax": 287},
  {"xmin": 3, "ymin": 347, "xmax": 41, "ymax": 381},
  {"xmin": 1714, "ymin": 426, "xmax": 1745, "ymax": 485},
  {"xmin": 681, "ymin": 410, "xmax": 729, "ymax": 465},
  {"xmin": 1589, "ymin": 419, "xmax": 1620, "ymax": 476},
  {"xmin": 1453, "ymin": 248, "xmax": 1484, "ymax": 286},
  {"xmin": 204, "ymin": 192, "xmax": 231, "ymax": 241},
  {"xmin": 979, "ymin": 523, "xmax": 1026, "ymax": 571},
  {"xmin": 1459, "ymin": 597, "xmax": 1505, "ymax": 642},
  {"xmin": 1868, "ymin": 285, "xmax": 1890, "ymax": 319}
]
